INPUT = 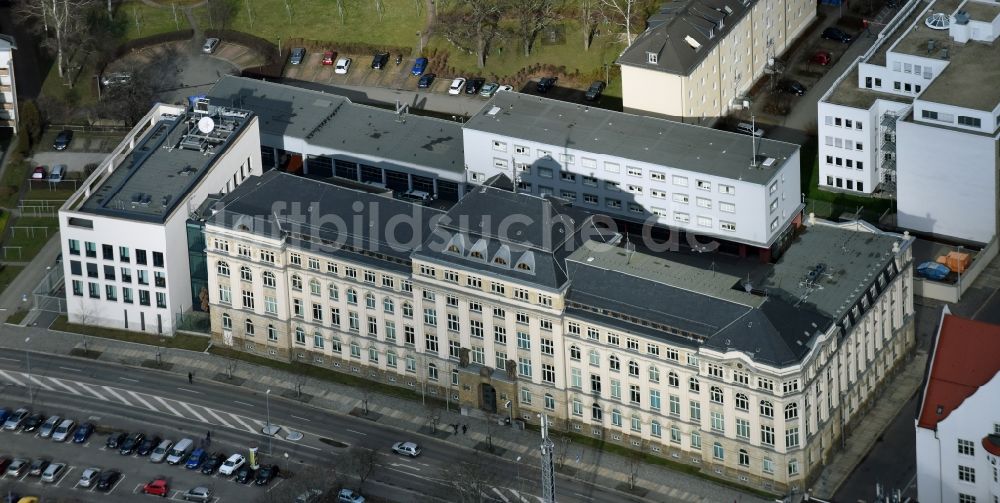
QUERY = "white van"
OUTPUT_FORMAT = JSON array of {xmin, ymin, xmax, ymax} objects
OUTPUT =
[
  {"xmin": 49, "ymin": 164, "xmax": 65, "ymax": 183},
  {"xmin": 166, "ymin": 438, "xmax": 194, "ymax": 465},
  {"xmin": 735, "ymin": 122, "xmax": 764, "ymax": 137}
]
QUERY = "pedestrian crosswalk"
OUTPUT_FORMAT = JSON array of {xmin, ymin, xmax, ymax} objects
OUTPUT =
[
  {"xmin": 488, "ymin": 487, "xmax": 543, "ymax": 503},
  {"xmin": 0, "ymin": 369, "xmax": 271, "ymax": 436}
]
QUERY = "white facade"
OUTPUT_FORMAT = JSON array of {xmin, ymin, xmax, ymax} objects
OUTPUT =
[
  {"xmin": 461, "ymin": 127, "xmax": 802, "ymax": 249},
  {"xmin": 0, "ymin": 34, "xmax": 17, "ymax": 133},
  {"xmin": 59, "ymin": 103, "xmax": 261, "ymax": 334}
]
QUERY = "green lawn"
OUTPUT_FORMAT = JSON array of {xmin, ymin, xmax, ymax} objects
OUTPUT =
[
  {"xmin": 0, "ymin": 160, "xmax": 29, "ymax": 209},
  {"xmin": 3, "ymin": 217, "xmax": 59, "ymax": 260},
  {"xmin": 0, "ymin": 266, "xmax": 24, "ymax": 294},
  {"xmin": 39, "ymin": 57, "xmax": 100, "ymax": 110},
  {"xmin": 50, "ymin": 315, "xmax": 212, "ymax": 351},
  {"xmin": 800, "ymin": 139, "xmax": 892, "ymax": 220},
  {"xmin": 122, "ymin": 1, "xmax": 188, "ymax": 39}
]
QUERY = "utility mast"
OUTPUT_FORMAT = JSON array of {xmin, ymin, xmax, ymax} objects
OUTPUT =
[{"xmin": 539, "ymin": 414, "xmax": 556, "ymax": 503}]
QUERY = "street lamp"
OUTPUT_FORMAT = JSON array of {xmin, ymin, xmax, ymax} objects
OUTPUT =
[
  {"xmin": 265, "ymin": 389, "xmax": 272, "ymax": 455},
  {"xmin": 515, "ymin": 455, "xmax": 523, "ymax": 494},
  {"xmin": 24, "ymin": 337, "xmax": 32, "ymax": 405}
]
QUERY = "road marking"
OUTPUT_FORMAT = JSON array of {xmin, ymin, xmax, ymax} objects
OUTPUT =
[
  {"xmin": 58, "ymin": 366, "xmax": 82, "ymax": 372},
  {"xmin": 233, "ymin": 400, "xmax": 254, "ymax": 407},
  {"xmin": 101, "ymin": 386, "xmax": 131, "ymax": 406},
  {"xmin": 27, "ymin": 374, "xmax": 55, "ymax": 391},
  {"xmin": 177, "ymin": 387, "xmax": 202, "ymax": 395},
  {"xmin": 228, "ymin": 414, "xmax": 257, "ymax": 433},
  {"xmin": 125, "ymin": 390, "xmax": 158, "ymax": 412},
  {"xmin": 572, "ymin": 492, "xmax": 594, "ymax": 500},
  {"xmin": 47, "ymin": 377, "xmax": 82, "ymax": 395},
  {"xmin": 290, "ymin": 414, "xmax": 311, "ymax": 422},
  {"xmin": 390, "ymin": 462, "xmax": 420, "ymax": 471},
  {"xmin": 491, "ymin": 488, "xmax": 511, "ymax": 502},
  {"xmin": 179, "ymin": 402, "xmax": 207, "ymax": 422},
  {"xmin": 153, "ymin": 396, "xmax": 183, "ymax": 417},
  {"xmin": 118, "ymin": 377, "xmax": 138, "ymax": 383},
  {"xmin": 0, "ymin": 369, "xmax": 25, "ymax": 386},
  {"xmin": 0, "ymin": 356, "xmax": 20, "ymax": 362},
  {"xmin": 77, "ymin": 382, "xmax": 106, "ymax": 400},
  {"xmin": 346, "ymin": 429, "xmax": 367, "ymax": 436},
  {"xmin": 204, "ymin": 408, "xmax": 234, "ymax": 428}
]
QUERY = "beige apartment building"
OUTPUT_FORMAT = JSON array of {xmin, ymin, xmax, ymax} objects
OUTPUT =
[
  {"xmin": 204, "ymin": 171, "xmax": 915, "ymax": 494},
  {"xmin": 0, "ymin": 34, "xmax": 17, "ymax": 133},
  {"xmin": 618, "ymin": 0, "xmax": 815, "ymax": 123}
]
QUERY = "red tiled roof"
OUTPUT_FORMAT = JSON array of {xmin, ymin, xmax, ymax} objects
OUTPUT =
[
  {"xmin": 917, "ymin": 313, "xmax": 1000, "ymax": 430},
  {"xmin": 983, "ymin": 435, "xmax": 1000, "ymax": 457}
]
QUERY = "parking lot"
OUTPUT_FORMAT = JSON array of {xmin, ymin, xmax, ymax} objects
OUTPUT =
[{"xmin": 0, "ymin": 412, "xmax": 277, "ymax": 502}]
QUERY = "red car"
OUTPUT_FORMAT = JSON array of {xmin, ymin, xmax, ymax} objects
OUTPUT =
[
  {"xmin": 811, "ymin": 50, "xmax": 832, "ymax": 66},
  {"xmin": 142, "ymin": 478, "xmax": 169, "ymax": 496},
  {"xmin": 322, "ymin": 51, "xmax": 335, "ymax": 65},
  {"xmin": 31, "ymin": 166, "xmax": 46, "ymax": 179}
]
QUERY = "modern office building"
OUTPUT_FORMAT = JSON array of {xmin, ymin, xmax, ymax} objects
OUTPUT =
[
  {"xmin": 206, "ymin": 76, "xmax": 469, "ymax": 201},
  {"xmin": 463, "ymin": 91, "xmax": 804, "ymax": 255},
  {"xmin": 916, "ymin": 306, "xmax": 1000, "ymax": 503},
  {"xmin": 0, "ymin": 34, "xmax": 17, "ymax": 133},
  {"xmin": 205, "ymin": 169, "xmax": 915, "ymax": 493},
  {"xmin": 817, "ymin": 0, "xmax": 1000, "ymax": 243},
  {"xmin": 617, "ymin": 0, "xmax": 815, "ymax": 123},
  {"xmin": 58, "ymin": 100, "xmax": 261, "ymax": 333}
]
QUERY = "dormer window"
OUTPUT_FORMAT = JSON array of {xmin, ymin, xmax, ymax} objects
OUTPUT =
[
  {"xmin": 492, "ymin": 244, "xmax": 511, "ymax": 269},
  {"xmin": 516, "ymin": 262, "xmax": 531, "ymax": 271},
  {"xmin": 646, "ymin": 52, "xmax": 658, "ymax": 64},
  {"xmin": 447, "ymin": 245, "xmax": 460, "ymax": 253},
  {"xmin": 494, "ymin": 257, "xmax": 508, "ymax": 266},
  {"xmin": 470, "ymin": 251, "xmax": 485, "ymax": 259}
]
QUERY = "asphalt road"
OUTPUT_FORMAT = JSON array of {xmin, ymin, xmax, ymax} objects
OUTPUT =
[{"xmin": 0, "ymin": 349, "xmax": 645, "ymax": 503}]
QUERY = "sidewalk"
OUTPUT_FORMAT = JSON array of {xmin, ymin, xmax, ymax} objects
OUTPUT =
[
  {"xmin": 808, "ymin": 350, "xmax": 928, "ymax": 499},
  {"xmin": 0, "ymin": 325, "xmax": 769, "ymax": 503}
]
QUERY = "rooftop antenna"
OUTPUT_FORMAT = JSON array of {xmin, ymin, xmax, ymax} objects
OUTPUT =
[{"xmin": 625, "ymin": 234, "xmax": 636, "ymax": 264}]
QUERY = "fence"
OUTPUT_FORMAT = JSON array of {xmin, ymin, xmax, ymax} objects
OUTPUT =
[
  {"xmin": 803, "ymin": 198, "xmax": 894, "ymax": 227},
  {"xmin": 18, "ymin": 200, "xmax": 64, "ymax": 216},
  {"xmin": 33, "ymin": 265, "xmax": 66, "ymax": 314}
]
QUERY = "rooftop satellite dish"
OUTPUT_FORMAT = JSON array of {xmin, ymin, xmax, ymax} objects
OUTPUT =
[{"xmin": 197, "ymin": 116, "xmax": 215, "ymax": 134}]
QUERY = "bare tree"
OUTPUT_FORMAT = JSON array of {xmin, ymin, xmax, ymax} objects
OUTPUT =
[
  {"xmin": 343, "ymin": 447, "xmax": 378, "ymax": 493},
  {"xmin": 281, "ymin": 0, "xmax": 292, "ymax": 23},
  {"xmin": 294, "ymin": 370, "xmax": 308, "ymax": 397},
  {"xmin": 554, "ymin": 433, "xmax": 571, "ymax": 468},
  {"xmin": 442, "ymin": 451, "xmax": 502, "ymax": 503},
  {"xmin": 625, "ymin": 440, "xmax": 645, "ymax": 490},
  {"xmin": 515, "ymin": 0, "xmax": 559, "ymax": 56},
  {"xmin": 484, "ymin": 413, "xmax": 498, "ymax": 453},
  {"xmin": 206, "ymin": 0, "xmax": 237, "ymax": 29},
  {"xmin": 244, "ymin": 0, "xmax": 255, "ymax": 29},
  {"xmin": 600, "ymin": 0, "xmax": 638, "ymax": 45},
  {"xmin": 438, "ymin": 0, "xmax": 508, "ymax": 68},
  {"xmin": 373, "ymin": 0, "xmax": 384, "ymax": 21},
  {"xmin": 579, "ymin": 0, "xmax": 605, "ymax": 50},
  {"xmin": 15, "ymin": 0, "xmax": 97, "ymax": 81}
]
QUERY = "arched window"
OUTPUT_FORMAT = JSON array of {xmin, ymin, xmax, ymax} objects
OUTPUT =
[
  {"xmin": 217, "ymin": 261, "xmax": 230, "ymax": 276},
  {"xmin": 312, "ymin": 330, "xmax": 324, "ymax": 349},
  {"xmin": 544, "ymin": 393, "xmax": 555, "ymax": 410},
  {"xmin": 221, "ymin": 313, "xmax": 232, "ymax": 330},
  {"xmin": 262, "ymin": 271, "xmax": 276, "ymax": 288},
  {"xmin": 294, "ymin": 327, "xmax": 305, "ymax": 344},
  {"xmin": 346, "ymin": 289, "xmax": 358, "ymax": 304},
  {"xmin": 589, "ymin": 350, "xmax": 600, "ymax": 366},
  {"xmin": 628, "ymin": 360, "xmax": 639, "ymax": 377},
  {"xmin": 240, "ymin": 266, "xmax": 252, "ymax": 281},
  {"xmin": 630, "ymin": 415, "xmax": 641, "ymax": 432},
  {"xmin": 689, "ymin": 377, "xmax": 700, "ymax": 393},
  {"xmin": 267, "ymin": 324, "xmax": 277, "ymax": 341},
  {"xmin": 713, "ymin": 442, "xmax": 724, "ymax": 460},
  {"xmin": 569, "ymin": 345, "xmax": 581, "ymax": 361},
  {"xmin": 738, "ymin": 449, "xmax": 750, "ymax": 467},
  {"xmin": 760, "ymin": 400, "xmax": 774, "ymax": 418},
  {"xmin": 735, "ymin": 393, "xmax": 749, "ymax": 411},
  {"xmin": 427, "ymin": 363, "xmax": 439, "ymax": 381},
  {"xmin": 383, "ymin": 298, "xmax": 394, "ymax": 314},
  {"xmin": 591, "ymin": 403, "xmax": 602, "ymax": 421},
  {"xmin": 668, "ymin": 371, "xmax": 679, "ymax": 387},
  {"xmin": 710, "ymin": 386, "xmax": 724, "ymax": 404},
  {"xmin": 244, "ymin": 318, "xmax": 254, "ymax": 336},
  {"xmin": 648, "ymin": 366, "xmax": 660, "ymax": 383},
  {"xmin": 309, "ymin": 279, "xmax": 321, "ymax": 296},
  {"xmin": 365, "ymin": 293, "xmax": 376, "ymax": 309},
  {"xmin": 328, "ymin": 283, "xmax": 339, "ymax": 300},
  {"xmin": 402, "ymin": 302, "xmax": 413, "ymax": 318},
  {"xmin": 651, "ymin": 420, "xmax": 662, "ymax": 438},
  {"xmin": 611, "ymin": 409, "xmax": 622, "ymax": 427},
  {"xmin": 291, "ymin": 274, "xmax": 302, "ymax": 291},
  {"xmin": 609, "ymin": 355, "xmax": 621, "ymax": 372},
  {"xmin": 784, "ymin": 402, "xmax": 799, "ymax": 420},
  {"xmin": 331, "ymin": 336, "xmax": 342, "ymax": 352}
]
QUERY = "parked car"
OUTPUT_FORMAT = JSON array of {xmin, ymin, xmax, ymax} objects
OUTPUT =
[
  {"xmin": 182, "ymin": 486, "xmax": 213, "ymax": 502},
  {"xmin": 479, "ymin": 82, "xmax": 499, "ymax": 97},
  {"xmin": 234, "ymin": 465, "xmax": 255, "ymax": 484},
  {"xmin": 295, "ymin": 489, "xmax": 324, "ymax": 503},
  {"xmin": 218, "ymin": 453, "xmax": 245, "ymax": 476},
  {"xmin": 27, "ymin": 459, "xmax": 49, "ymax": 477},
  {"xmin": 200, "ymin": 452, "xmax": 225, "ymax": 475},
  {"xmin": 120, "ymin": 432, "xmax": 145, "ymax": 455},
  {"xmin": 51, "ymin": 419, "xmax": 75, "ymax": 442},
  {"xmin": 72, "ymin": 423, "xmax": 94, "ymax": 443},
  {"xmin": 338, "ymin": 488, "xmax": 366, "ymax": 503},
  {"xmin": 201, "ymin": 38, "xmax": 220, "ymax": 54},
  {"xmin": 536, "ymin": 76, "xmax": 557, "ymax": 93},
  {"xmin": 778, "ymin": 79, "xmax": 807, "ymax": 96},
  {"xmin": 21, "ymin": 413, "xmax": 44, "ymax": 432},
  {"xmin": 322, "ymin": 51, "xmax": 335, "ymax": 65},
  {"xmin": 371, "ymin": 52, "xmax": 389, "ymax": 69},
  {"xmin": 289, "ymin": 47, "xmax": 306, "ymax": 64},
  {"xmin": 105, "ymin": 432, "xmax": 127, "ymax": 449},
  {"xmin": 3, "ymin": 408, "xmax": 29, "ymax": 431},
  {"xmin": 254, "ymin": 464, "xmax": 279, "ymax": 486},
  {"xmin": 448, "ymin": 78, "xmax": 466, "ymax": 95},
  {"xmin": 53, "ymin": 130, "xmax": 73, "ymax": 150},
  {"xmin": 40, "ymin": 463, "xmax": 65, "ymax": 483},
  {"xmin": 38, "ymin": 416, "xmax": 60, "ymax": 438},
  {"xmin": 464, "ymin": 77, "xmax": 485, "ymax": 95},
  {"xmin": 811, "ymin": 50, "xmax": 832, "ymax": 65},
  {"xmin": 95, "ymin": 470, "xmax": 121, "ymax": 491},
  {"xmin": 335, "ymin": 58, "xmax": 352, "ymax": 75},
  {"xmin": 497, "ymin": 84, "xmax": 514, "ymax": 92},
  {"xmin": 185, "ymin": 448, "xmax": 207, "ymax": 470},
  {"xmin": 137, "ymin": 435, "xmax": 161, "ymax": 456},
  {"xmin": 100, "ymin": 72, "xmax": 131, "ymax": 87},
  {"xmin": 584, "ymin": 80, "xmax": 606, "ymax": 101},
  {"xmin": 143, "ymin": 478, "xmax": 169, "ymax": 496},
  {"xmin": 78, "ymin": 467, "xmax": 100, "ymax": 488},
  {"xmin": 391, "ymin": 441, "xmax": 421, "ymax": 457},
  {"xmin": 0, "ymin": 457, "xmax": 11, "ymax": 473},
  {"xmin": 166, "ymin": 438, "xmax": 194, "ymax": 465},
  {"xmin": 31, "ymin": 166, "xmax": 46, "ymax": 180},
  {"xmin": 6, "ymin": 459, "xmax": 29, "ymax": 478},
  {"xmin": 49, "ymin": 164, "xmax": 65, "ymax": 183},
  {"xmin": 411, "ymin": 57, "xmax": 428, "ymax": 76},
  {"xmin": 822, "ymin": 26, "xmax": 853, "ymax": 43},
  {"xmin": 417, "ymin": 73, "xmax": 436, "ymax": 88},
  {"xmin": 735, "ymin": 122, "xmax": 764, "ymax": 137},
  {"xmin": 150, "ymin": 439, "xmax": 173, "ymax": 463}
]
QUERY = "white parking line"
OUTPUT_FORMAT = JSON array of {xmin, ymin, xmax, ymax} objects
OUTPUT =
[
  {"xmin": 154, "ymin": 396, "xmax": 183, "ymax": 417},
  {"xmin": 204, "ymin": 408, "xmax": 234, "ymax": 428},
  {"xmin": 177, "ymin": 387, "xmax": 202, "ymax": 394},
  {"xmin": 77, "ymin": 382, "xmax": 106, "ymax": 400},
  {"xmin": 291, "ymin": 414, "xmax": 311, "ymax": 422},
  {"xmin": 228, "ymin": 414, "xmax": 257, "ymax": 433},
  {"xmin": 58, "ymin": 366, "xmax": 82, "ymax": 372},
  {"xmin": 126, "ymin": 390, "xmax": 159, "ymax": 411},
  {"xmin": 0, "ymin": 356, "xmax": 20, "ymax": 362},
  {"xmin": 491, "ymin": 488, "xmax": 511, "ymax": 502},
  {"xmin": 47, "ymin": 376, "xmax": 82, "ymax": 395},
  {"xmin": 0, "ymin": 369, "xmax": 25, "ymax": 386},
  {"xmin": 26, "ymin": 374, "xmax": 55, "ymax": 391},
  {"xmin": 179, "ymin": 402, "xmax": 207, "ymax": 422},
  {"xmin": 233, "ymin": 400, "xmax": 253, "ymax": 407},
  {"xmin": 346, "ymin": 429, "xmax": 367, "ymax": 436},
  {"xmin": 119, "ymin": 377, "xmax": 139, "ymax": 383},
  {"xmin": 101, "ymin": 386, "xmax": 132, "ymax": 406},
  {"xmin": 107, "ymin": 473, "xmax": 126, "ymax": 494}
]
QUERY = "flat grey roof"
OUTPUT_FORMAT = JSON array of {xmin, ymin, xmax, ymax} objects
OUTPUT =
[
  {"xmin": 77, "ymin": 108, "xmax": 254, "ymax": 223},
  {"xmin": 564, "ymin": 220, "xmax": 906, "ymax": 366},
  {"xmin": 465, "ymin": 92, "xmax": 798, "ymax": 185},
  {"xmin": 207, "ymin": 76, "xmax": 465, "ymax": 174},
  {"xmin": 617, "ymin": 0, "xmax": 754, "ymax": 76},
  {"xmin": 825, "ymin": 66, "xmax": 913, "ymax": 109}
]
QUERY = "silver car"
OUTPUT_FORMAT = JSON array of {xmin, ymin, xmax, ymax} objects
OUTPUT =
[
  {"xmin": 183, "ymin": 486, "xmax": 213, "ymax": 502},
  {"xmin": 202, "ymin": 38, "xmax": 220, "ymax": 54},
  {"xmin": 3, "ymin": 408, "xmax": 29, "ymax": 430},
  {"xmin": 51, "ymin": 418, "xmax": 75, "ymax": 442},
  {"xmin": 150, "ymin": 439, "xmax": 173, "ymax": 463},
  {"xmin": 41, "ymin": 462, "xmax": 66, "ymax": 483},
  {"xmin": 38, "ymin": 415, "xmax": 61, "ymax": 438},
  {"xmin": 78, "ymin": 467, "xmax": 100, "ymax": 488}
]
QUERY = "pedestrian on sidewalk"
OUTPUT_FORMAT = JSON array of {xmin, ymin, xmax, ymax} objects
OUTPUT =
[
  {"xmin": 188, "ymin": 372, "xmax": 193, "ymax": 384},
  {"xmin": 452, "ymin": 423, "xmax": 459, "ymax": 435},
  {"xmin": 462, "ymin": 424, "xmax": 468, "ymax": 435}
]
